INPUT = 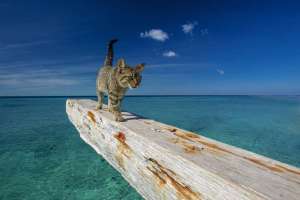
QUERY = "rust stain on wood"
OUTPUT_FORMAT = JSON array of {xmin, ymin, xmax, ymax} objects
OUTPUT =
[
  {"xmin": 148, "ymin": 158, "xmax": 176, "ymax": 176},
  {"xmin": 243, "ymin": 157, "xmax": 283, "ymax": 172},
  {"xmin": 166, "ymin": 127, "xmax": 201, "ymax": 144},
  {"xmin": 87, "ymin": 111, "xmax": 96, "ymax": 123},
  {"xmin": 196, "ymin": 139, "xmax": 232, "ymax": 155},
  {"xmin": 114, "ymin": 132, "xmax": 126, "ymax": 144},
  {"xmin": 167, "ymin": 127, "xmax": 300, "ymax": 175},
  {"xmin": 147, "ymin": 158, "xmax": 202, "ymax": 200},
  {"xmin": 183, "ymin": 144, "xmax": 201, "ymax": 154},
  {"xmin": 167, "ymin": 127, "xmax": 199, "ymax": 138},
  {"xmin": 274, "ymin": 164, "xmax": 300, "ymax": 175},
  {"xmin": 147, "ymin": 166, "xmax": 167, "ymax": 187},
  {"xmin": 185, "ymin": 133, "xmax": 200, "ymax": 139},
  {"xmin": 199, "ymin": 137, "xmax": 296, "ymax": 174},
  {"xmin": 113, "ymin": 132, "xmax": 132, "ymax": 170},
  {"xmin": 174, "ymin": 131, "xmax": 197, "ymax": 143},
  {"xmin": 168, "ymin": 128, "xmax": 177, "ymax": 132},
  {"xmin": 171, "ymin": 138, "xmax": 202, "ymax": 154}
]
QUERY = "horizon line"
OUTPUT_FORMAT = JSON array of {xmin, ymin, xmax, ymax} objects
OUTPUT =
[{"xmin": 0, "ymin": 94, "xmax": 299, "ymax": 98}]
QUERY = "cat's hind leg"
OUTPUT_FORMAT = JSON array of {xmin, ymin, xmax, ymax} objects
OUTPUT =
[{"xmin": 96, "ymin": 90, "xmax": 104, "ymax": 110}]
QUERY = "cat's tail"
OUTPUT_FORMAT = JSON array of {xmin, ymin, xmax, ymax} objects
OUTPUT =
[{"xmin": 103, "ymin": 39, "xmax": 118, "ymax": 66}]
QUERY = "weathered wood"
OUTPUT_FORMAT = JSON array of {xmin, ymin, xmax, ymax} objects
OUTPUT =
[{"xmin": 66, "ymin": 99, "xmax": 300, "ymax": 200}]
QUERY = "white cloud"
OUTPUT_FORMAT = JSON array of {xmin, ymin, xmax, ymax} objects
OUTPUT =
[
  {"xmin": 216, "ymin": 69, "xmax": 225, "ymax": 75},
  {"xmin": 163, "ymin": 51, "xmax": 177, "ymax": 57},
  {"xmin": 182, "ymin": 21, "xmax": 198, "ymax": 34},
  {"xmin": 140, "ymin": 29, "xmax": 169, "ymax": 42},
  {"xmin": 200, "ymin": 28, "xmax": 208, "ymax": 36}
]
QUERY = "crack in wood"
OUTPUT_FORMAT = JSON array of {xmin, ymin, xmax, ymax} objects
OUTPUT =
[{"xmin": 146, "ymin": 158, "xmax": 202, "ymax": 200}]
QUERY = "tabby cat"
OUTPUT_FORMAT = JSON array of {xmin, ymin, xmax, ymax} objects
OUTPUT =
[{"xmin": 96, "ymin": 39, "xmax": 145, "ymax": 121}]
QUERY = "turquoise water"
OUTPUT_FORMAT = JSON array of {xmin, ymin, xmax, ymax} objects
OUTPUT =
[{"xmin": 1, "ymin": 96, "xmax": 300, "ymax": 199}]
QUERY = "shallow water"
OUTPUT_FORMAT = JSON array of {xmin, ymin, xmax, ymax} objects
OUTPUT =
[
  {"xmin": 0, "ymin": 97, "xmax": 142, "ymax": 200},
  {"xmin": 0, "ymin": 96, "xmax": 299, "ymax": 199}
]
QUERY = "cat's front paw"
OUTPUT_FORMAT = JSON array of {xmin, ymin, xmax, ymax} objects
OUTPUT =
[
  {"xmin": 108, "ymin": 107, "xmax": 113, "ymax": 113},
  {"xmin": 96, "ymin": 104, "xmax": 102, "ymax": 110}
]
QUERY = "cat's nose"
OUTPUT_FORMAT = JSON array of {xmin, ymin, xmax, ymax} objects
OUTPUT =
[
  {"xmin": 133, "ymin": 83, "xmax": 139, "ymax": 88},
  {"xmin": 135, "ymin": 80, "xmax": 141, "ymax": 87}
]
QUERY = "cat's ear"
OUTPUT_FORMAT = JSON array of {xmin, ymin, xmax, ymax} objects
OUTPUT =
[
  {"xmin": 117, "ymin": 58, "xmax": 126, "ymax": 68},
  {"xmin": 135, "ymin": 63, "xmax": 145, "ymax": 73}
]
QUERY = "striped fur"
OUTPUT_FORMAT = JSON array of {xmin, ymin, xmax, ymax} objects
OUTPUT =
[{"xmin": 96, "ymin": 39, "xmax": 145, "ymax": 121}]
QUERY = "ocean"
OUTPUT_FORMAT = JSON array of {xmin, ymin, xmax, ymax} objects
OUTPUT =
[{"xmin": 1, "ymin": 95, "xmax": 299, "ymax": 199}]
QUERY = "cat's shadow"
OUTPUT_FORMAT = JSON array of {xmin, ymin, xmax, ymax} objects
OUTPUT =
[{"xmin": 122, "ymin": 112, "xmax": 146, "ymax": 121}]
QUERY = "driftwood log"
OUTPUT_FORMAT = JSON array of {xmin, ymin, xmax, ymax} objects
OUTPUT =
[{"xmin": 66, "ymin": 99, "xmax": 300, "ymax": 200}]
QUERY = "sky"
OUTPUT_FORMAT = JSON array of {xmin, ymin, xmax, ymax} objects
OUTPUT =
[{"xmin": 0, "ymin": 0, "xmax": 299, "ymax": 96}]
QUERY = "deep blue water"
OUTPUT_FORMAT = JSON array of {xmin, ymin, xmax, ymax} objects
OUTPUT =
[{"xmin": 0, "ymin": 96, "xmax": 300, "ymax": 199}]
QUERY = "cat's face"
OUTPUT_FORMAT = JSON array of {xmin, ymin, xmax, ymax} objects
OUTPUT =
[{"xmin": 116, "ymin": 59, "xmax": 145, "ymax": 89}]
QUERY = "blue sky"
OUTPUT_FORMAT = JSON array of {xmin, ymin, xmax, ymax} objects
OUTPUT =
[{"xmin": 0, "ymin": 0, "xmax": 299, "ymax": 96}]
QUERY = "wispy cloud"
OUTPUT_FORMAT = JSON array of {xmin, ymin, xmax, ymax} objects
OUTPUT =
[
  {"xmin": 0, "ymin": 68, "xmax": 80, "ymax": 87},
  {"xmin": 216, "ymin": 68, "xmax": 225, "ymax": 75},
  {"xmin": 148, "ymin": 62, "xmax": 215, "ymax": 69},
  {"xmin": 200, "ymin": 28, "xmax": 208, "ymax": 36},
  {"xmin": 0, "ymin": 55, "xmax": 99, "ymax": 72},
  {"xmin": 163, "ymin": 50, "xmax": 177, "ymax": 57},
  {"xmin": 182, "ymin": 21, "xmax": 198, "ymax": 35},
  {"xmin": 0, "ymin": 40, "xmax": 51, "ymax": 50},
  {"xmin": 29, "ymin": 78, "xmax": 78, "ymax": 86},
  {"xmin": 140, "ymin": 29, "xmax": 169, "ymax": 42},
  {"xmin": 147, "ymin": 63, "xmax": 187, "ymax": 68}
]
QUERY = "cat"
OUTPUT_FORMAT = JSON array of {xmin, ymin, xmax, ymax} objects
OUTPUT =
[{"xmin": 96, "ymin": 39, "xmax": 145, "ymax": 122}]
